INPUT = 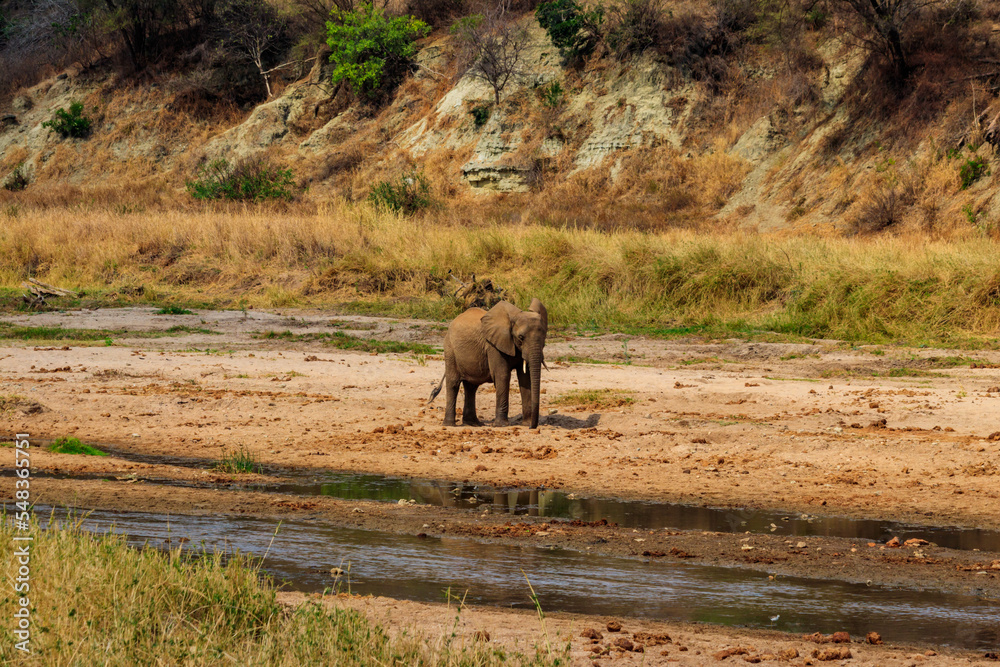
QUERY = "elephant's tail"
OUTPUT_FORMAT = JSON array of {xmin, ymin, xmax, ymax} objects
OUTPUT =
[{"xmin": 428, "ymin": 374, "xmax": 445, "ymax": 404}]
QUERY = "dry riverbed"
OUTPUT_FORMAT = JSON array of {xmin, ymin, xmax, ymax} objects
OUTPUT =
[{"xmin": 2, "ymin": 307, "xmax": 1000, "ymax": 664}]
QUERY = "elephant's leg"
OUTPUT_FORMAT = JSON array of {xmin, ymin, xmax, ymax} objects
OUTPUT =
[
  {"xmin": 493, "ymin": 369, "xmax": 511, "ymax": 426},
  {"xmin": 516, "ymin": 362, "xmax": 531, "ymax": 424},
  {"xmin": 462, "ymin": 381, "xmax": 482, "ymax": 426},
  {"xmin": 444, "ymin": 377, "xmax": 461, "ymax": 426}
]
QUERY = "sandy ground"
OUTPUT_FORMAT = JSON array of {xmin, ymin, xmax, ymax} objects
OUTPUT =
[
  {"xmin": 3, "ymin": 306, "xmax": 1000, "ymax": 661},
  {"xmin": 279, "ymin": 592, "xmax": 996, "ymax": 666}
]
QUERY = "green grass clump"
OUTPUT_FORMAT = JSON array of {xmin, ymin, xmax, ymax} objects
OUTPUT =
[
  {"xmin": 256, "ymin": 330, "xmax": 436, "ymax": 355},
  {"xmin": 48, "ymin": 436, "xmax": 107, "ymax": 456},
  {"xmin": 215, "ymin": 444, "xmax": 263, "ymax": 474},
  {"xmin": 187, "ymin": 156, "xmax": 294, "ymax": 202},
  {"xmin": 553, "ymin": 388, "xmax": 635, "ymax": 410},
  {"xmin": 0, "ymin": 515, "xmax": 562, "ymax": 664},
  {"xmin": 156, "ymin": 305, "xmax": 194, "ymax": 315},
  {"xmin": 368, "ymin": 171, "xmax": 434, "ymax": 214}
]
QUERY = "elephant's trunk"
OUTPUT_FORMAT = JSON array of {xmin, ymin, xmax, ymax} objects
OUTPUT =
[{"xmin": 528, "ymin": 343, "xmax": 542, "ymax": 429}]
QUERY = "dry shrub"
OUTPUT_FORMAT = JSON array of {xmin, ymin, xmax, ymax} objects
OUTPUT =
[
  {"xmin": 851, "ymin": 185, "xmax": 901, "ymax": 235},
  {"xmin": 407, "ymin": 0, "xmax": 467, "ymax": 26}
]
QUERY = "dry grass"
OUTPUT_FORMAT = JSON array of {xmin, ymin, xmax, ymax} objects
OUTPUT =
[
  {"xmin": 0, "ymin": 513, "xmax": 560, "ymax": 665},
  {"xmin": 6, "ymin": 202, "xmax": 1000, "ymax": 346},
  {"xmin": 553, "ymin": 388, "xmax": 636, "ymax": 410}
]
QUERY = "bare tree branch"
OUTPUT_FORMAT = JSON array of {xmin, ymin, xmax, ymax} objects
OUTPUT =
[{"xmin": 453, "ymin": 0, "xmax": 530, "ymax": 106}]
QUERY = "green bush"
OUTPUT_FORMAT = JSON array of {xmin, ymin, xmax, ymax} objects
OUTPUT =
[
  {"xmin": 470, "ymin": 104, "xmax": 491, "ymax": 127},
  {"xmin": 326, "ymin": 2, "xmax": 430, "ymax": 101},
  {"xmin": 368, "ymin": 171, "xmax": 433, "ymax": 214},
  {"xmin": 2, "ymin": 163, "xmax": 29, "ymax": 192},
  {"xmin": 535, "ymin": 0, "xmax": 604, "ymax": 63},
  {"xmin": 186, "ymin": 156, "xmax": 295, "ymax": 202},
  {"xmin": 41, "ymin": 101, "xmax": 92, "ymax": 138},
  {"xmin": 960, "ymin": 156, "xmax": 990, "ymax": 189},
  {"xmin": 540, "ymin": 80, "xmax": 564, "ymax": 107}
]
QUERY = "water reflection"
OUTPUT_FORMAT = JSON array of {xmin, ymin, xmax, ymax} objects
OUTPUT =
[
  {"xmin": 30, "ymin": 440, "xmax": 1000, "ymax": 552},
  {"xmin": 284, "ymin": 475, "xmax": 1000, "ymax": 552},
  {"xmin": 19, "ymin": 504, "xmax": 1000, "ymax": 651}
]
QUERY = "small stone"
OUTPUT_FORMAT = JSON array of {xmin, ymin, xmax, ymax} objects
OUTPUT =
[
  {"xmin": 581, "ymin": 628, "xmax": 603, "ymax": 641},
  {"xmin": 613, "ymin": 638, "xmax": 633, "ymax": 651},
  {"xmin": 606, "ymin": 621, "xmax": 622, "ymax": 632},
  {"xmin": 866, "ymin": 631, "xmax": 883, "ymax": 645}
]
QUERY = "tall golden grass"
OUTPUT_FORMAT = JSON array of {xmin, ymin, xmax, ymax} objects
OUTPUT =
[{"xmin": 3, "ymin": 202, "xmax": 1000, "ymax": 346}]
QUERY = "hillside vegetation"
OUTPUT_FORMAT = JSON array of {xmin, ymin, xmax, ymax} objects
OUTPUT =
[{"xmin": 1, "ymin": 0, "xmax": 999, "ymax": 234}]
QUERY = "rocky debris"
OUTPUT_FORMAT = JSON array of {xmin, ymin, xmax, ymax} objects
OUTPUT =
[
  {"xmin": 812, "ymin": 647, "xmax": 852, "ymax": 660},
  {"xmin": 713, "ymin": 646, "xmax": 748, "ymax": 660},
  {"xmin": 632, "ymin": 632, "xmax": 670, "ymax": 646},
  {"xmin": 606, "ymin": 620, "xmax": 622, "ymax": 632},
  {"xmin": 778, "ymin": 648, "xmax": 799, "ymax": 659},
  {"xmin": 803, "ymin": 631, "xmax": 851, "ymax": 644},
  {"xmin": 865, "ymin": 632, "xmax": 883, "ymax": 645},
  {"xmin": 580, "ymin": 628, "xmax": 603, "ymax": 641},
  {"xmin": 886, "ymin": 536, "xmax": 901, "ymax": 548},
  {"xmin": 613, "ymin": 637, "xmax": 634, "ymax": 651},
  {"xmin": 903, "ymin": 538, "xmax": 930, "ymax": 547}
]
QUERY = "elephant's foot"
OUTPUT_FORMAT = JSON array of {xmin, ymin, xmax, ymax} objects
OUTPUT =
[
  {"xmin": 461, "ymin": 418, "xmax": 483, "ymax": 427},
  {"xmin": 492, "ymin": 418, "xmax": 510, "ymax": 427},
  {"xmin": 444, "ymin": 416, "xmax": 457, "ymax": 426}
]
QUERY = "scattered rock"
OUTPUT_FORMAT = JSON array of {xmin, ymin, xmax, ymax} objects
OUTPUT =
[
  {"xmin": 869, "ymin": 418, "xmax": 887, "ymax": 429},
  {"xmin": 632, "ymin": 632, "xmax": 670, "ymax": 646},
  {"xmin": 886, "ymin": 536, "xmax": 901, "ymax": 548},
  {"xmin": 812, "ymin": 647, "xmax": 852, "ymax": 661},
  {"xmin": 865, "ymin": 632, "xmax": 883, "ymax": 645},
  {"xmin": 804, "ymin": 632, "xmax": 851, "ymax": 644},
  {"xmin": 778, "ymin": 648, "xmax": 799, "ymax": 659},
  {"xmin": 613, "ymin": 637, "xmax": 634, "ymax": 651},
  {"xmin": 606, "ymin": 621, "xmax": 622, "ymax": 632},
  {"xmin": 903, "ymin": 538, "xmax": 929, "ymax": 547},
  {"xmin": 581, "ymin": 628, "xmax": 603, "ymax": 641},
  {"xmin": 713, "ymin": 646, "xmax": 748, "ymax": 660}
]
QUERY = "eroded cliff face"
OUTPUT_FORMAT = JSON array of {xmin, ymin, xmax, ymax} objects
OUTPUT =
[{"xmin": 2, "ymin": 15, "xmax": 998, "ymax": 234}]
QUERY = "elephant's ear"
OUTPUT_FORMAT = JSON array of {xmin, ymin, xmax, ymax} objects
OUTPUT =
[
  {"xmin": 529, "ymin": 298, "xmax": 548, "ymax": 332},
  {"xmin": 482, "ymin": 301, "xmax": 518, "ymax": 356}
]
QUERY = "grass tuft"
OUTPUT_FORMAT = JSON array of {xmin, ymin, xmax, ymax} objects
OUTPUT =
[
  {"xmin": 256, "ymin": 330, "xmax": 436, "ymax": 355},
  {"xmin": 215, "ymin": 443, "xmax": 264, "ymax": 474},
  {"xmin": 48, "ymin": 436, "xmax": 108, "ymax": 456},
  {"xmin": 156, "ymin": 305, "xmax": 194, "ymax": 315},
  {"xmin": 553, "ymin": 388, "xmax": 635, "ymax": 410}
]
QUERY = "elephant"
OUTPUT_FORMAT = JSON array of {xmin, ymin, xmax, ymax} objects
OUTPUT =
[{"xmin": 429, "ymin": 298, "xmax": 548, "ymax": 429}]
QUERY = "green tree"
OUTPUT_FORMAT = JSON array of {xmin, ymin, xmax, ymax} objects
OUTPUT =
[
  {"xmin": 325, "ymin": 2, "xmax": 430, "ymax": 101},
  {"xmin": 535, "ymin": 0, "xmax": 603, "ymax": 64}
]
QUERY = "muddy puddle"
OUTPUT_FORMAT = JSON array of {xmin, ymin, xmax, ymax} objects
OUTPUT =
[
  {"xmin": 39, "ymin": 441, "xmax": 1000, "ymax": 552},
  {"xmin": 17, "ymin": 504, "xmax": 1000, "ymax": 650}
]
